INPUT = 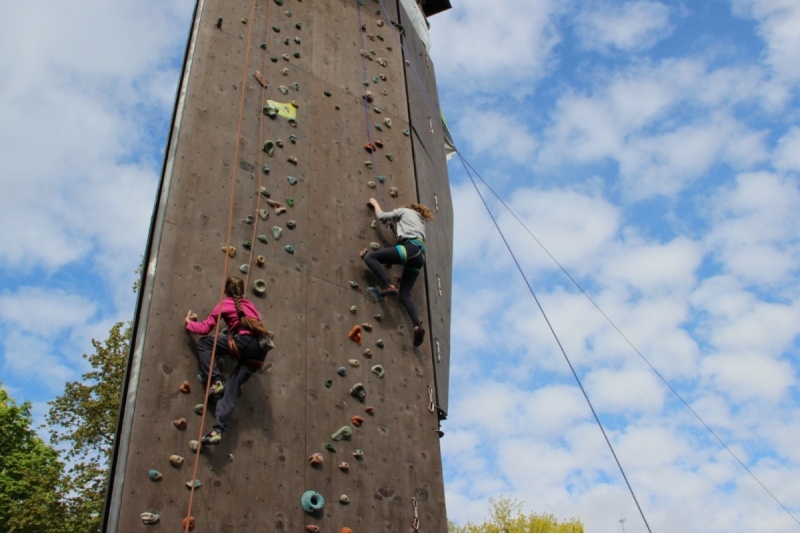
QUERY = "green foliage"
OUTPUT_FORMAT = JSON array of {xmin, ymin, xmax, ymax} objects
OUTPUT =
[
  {"xmin": 45, "ymin": 321, "xmax": 130, "ymax": 533},
  {"xmin": 0, "ymin": 383, "xmax": 67, "ymax": 532},
  {"xmin": 449, "ymin": 496, "xmax": 584, "ymax": 533}
]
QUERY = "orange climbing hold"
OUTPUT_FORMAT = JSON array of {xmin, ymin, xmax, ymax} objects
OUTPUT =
[
  {"xmin": 365, "ymin": 405, "xmax": 375, "ymax": 415},
  {"xmin": 182, "ymin": 516, "xmax": 195, "ymax": 531},
  {"xmin": 348, "ymin": 324, "xmax": 362, "ymax": 346},
  {"xmin": 254, "ymin": 70, "xmax": 267, "ymax": 87},
  {"xmin": 179, "ymin": 381, "xmax": 191, "ymax": 394},
  {"xmin": 351, "ymin": 415, "xmax": 364, "ymax": 427},
  {"xmin": 364, "ymin": 142, "xmax": 375, "ymax": 153},
  {"xmin": 341, "ymin": 528, "xmax": 353, "ymax": 533},
  {"xmin": 308, "ymin": 453, "xmax": 323, "ymax": 466}
]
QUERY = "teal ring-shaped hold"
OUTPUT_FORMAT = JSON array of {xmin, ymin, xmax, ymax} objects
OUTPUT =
[{"xmin": 301, "ymin": 490, "xmax": 325, "ymax": 513}]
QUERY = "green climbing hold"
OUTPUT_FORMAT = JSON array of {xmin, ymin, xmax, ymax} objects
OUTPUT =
[
  {"xmin": 260, "ymin": 43, "xmax": 267, "ymax": 50},
  {"xmin": 325, "ymin": 378, "xmax": 333, "ymax": 388},
  {"xmin": 272, "ymin": 26, "xmax": 281, "ymax": 32},
  {"xmin": 262, "ymin": 164, "xmax": 270, "ymax": 174},
  {"xmin": 263, "ymin": 140, "xmax": 276, "ymax": 155},
  {"xmin": 371, "ymin": 365, "xmax": 385, "ymax": 378},
  {"xmin": 386, "ymin": 154, "xmax": 394, "ymax": 161},
  {"xmin": 189, "ymin": 440, "xmax": 199, "ymax": 453},
  {"xmin": 286, "ymin": 198, "xmax": 294, "ymax": 207},
  {"xmin": 387, "ymin": 45, "xmax": 393, "ymax": 51},
  {"xmin": 257, "ymin": 234, "xmax": 268, "ymax": 244},
  {"xmin": 272, "ymin": 226, "xmax": 282, "ymax": 240},
  {"xmin": 324, "ymin": 90, "xmax": 331, "ymax": 97},
  {"xmin": 253, "ymin": 279, "xmax": 267, "ymax": 295},
  {"xmin": 377, "ymin": 175, "xmax": 386, "ymax": 183},
  {"xmin": 377, "ymin": 34, "xmax": 384, "ymax": 41},
  {"xmin": 325, "ymin": 442, "xmax": 337, "ymax": 452},
  {"xmin": 284, "ymin": 245, "xmax": 295, "ymax": 254},
  {"xmin": 332, "ymin": 426, "xmax": 353, "ymax": 441},
  {"xmin": 274, "ymin": 0, "xmax": 283, "ymax": 5},
  {"xmin": 239, "ymin": 264, "xmax": 249, "ymax": 274},
  {"xmin": 293, "ymin": 51, "xmax": 301, "ymax": 58},
  {"xmin": 291, "ymin": 82, "xmax": 300, "ymax": 90},
  {"xmin": 296, "ymin": 22, "xmax": 302, "ymax": 29},
  {"xmin": 301, "ymin": 490, "xmax": 325, "ymax": 514},
  {"xmin": 375, "ymin": 123, "xmax": 382, "ymax": 131},
  {"xmin": 242, "ymin": 241, "xmax": 252, "ymax": 249},
  {"xmin": 370, "ymin": 242, "xmax": 380, "ymax": 250},
  {"xmin": 271, "ymin": 56, "xmax": 279, "ymax": 62},
  {"xmin": 259, "ymin": 209, "xmax": 269, "ymax": 220}
]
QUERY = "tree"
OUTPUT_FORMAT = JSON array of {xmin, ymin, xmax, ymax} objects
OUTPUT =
[
  {"xmin": 45, "ymin": 321, "xmax": 130, "ymax": 533},
  {"xmin": 0, "ymin": 383, "xmax": 67, "ymax": 532},
  {"xmin": 449, "ymin": 496, "xmax": 584, "ymax": 533}
]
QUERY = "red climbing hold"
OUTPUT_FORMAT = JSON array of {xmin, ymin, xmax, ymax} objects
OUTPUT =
[
  {"xmin": 182, "ymin": 516, "xmax": 195, "ymax": 531},
  {"xmin": 364, "ymin": 142, "xmax": 375, "ymax": 153},
  {"xmin": 305, "ymin": 526, "xmax": 321, "ymax": 533},
  {"xmin": 348, "ymin": 324, "xmax": 362, "ymax": 346},
  {"xmin": 365, "ymin": 405, "xmax": 375, "ymax": 415},
  {"xmin": 179, "ymin": 381, "xmax": 191, "ymax": 394},
  {"xmin": 351, "ymin": 415, "xmax": 364, "ymax": 427}
]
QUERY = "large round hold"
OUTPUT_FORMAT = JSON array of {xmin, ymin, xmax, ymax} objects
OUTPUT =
[{"xmin": 301, "ymin": 490, "xmax": 325, "ymax": 513}]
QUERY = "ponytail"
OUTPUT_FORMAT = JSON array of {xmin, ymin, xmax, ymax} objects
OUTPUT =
[{"xmin": 224, "ymin": 277, "xmax": 246, "ymax": 318}]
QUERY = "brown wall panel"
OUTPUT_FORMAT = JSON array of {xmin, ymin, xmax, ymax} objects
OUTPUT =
[{"xmin": 107, "ymin": 0, "xmax": 451, "ymax": 531}]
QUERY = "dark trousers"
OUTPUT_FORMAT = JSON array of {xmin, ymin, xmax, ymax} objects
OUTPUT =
[
  {"xmin": 364, "ymin": 242, "xmax": 425, "ymax": 326},
  {"xmin": 195, "ymin": 334, "xmax": 259, "ymax": 433}
]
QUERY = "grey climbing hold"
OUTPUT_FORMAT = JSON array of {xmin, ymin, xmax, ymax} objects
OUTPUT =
[
  {"xmin": 239, "ymin": 264, "xmax": 249, "ymax": 274},
  {"xmin": 371, "ymin": 365, "xmax": 385, "ymax": 378},
  {"xmin": 403, "ymin": 129, "xmax": 410, "ymax": 136},
  {"xmin": 362, "ymin": 322, "xmax": 373, "ymax": 331},
  {"xmin": 377, "ymin": 58, "xmax": 388, "ymax": 67},
  {"xmin": 353, "ymin": 449, "xmax": 364, "ymax": 460},
  {"xmin": 186, "ymin": 479, "xmax": 201, "ymax": 489},
  {"xmin": 279, "ymin": 84, "xmax": 289, "ymax": 94},
  {"xmin": 337, "ymin": 367, "xmax": 347, "ymax": 377},
  {"xmin": 253, "ymin": 279, "xmax": 267, "ymax": 295},
  {"xmin": 284, "ymin": 245, "xmax": 295, "ymax": 254},
  {"xmin": 370, "ymin": 220, "xmax": 378, "ymax": 229},
  {"xmin": 350, "ymin": 383, "xmax": 366, "ymax": 402},
  {"xmin": 259, "ymin": 209, "xmax": 269, "ymax": 220},
  {"xmin": 374, "ymin": 313, "xmax": 383, "ymax": 321},
  {"xmin": 189, "ymin": 440, "xmax": 199, "ymax": 453},
  {"xmin": 367, "ymin": 181, "xmax": 376, "ymax": 189},
  {"xmin": 287, "ymin": 175, "xmax": 298, "ymax": 185},
  {"xmin": 286, "ymin": 220, "xmax": 296, "ymax": 229},
  {"xmin": 245, "ymin": 214, "xmax": 255, "ymax": 224},
  {"xmin": 284, "ymin": 10, "xmax": 292, "ymax": 17},
  {"xmin": 375, "ymin": 123, "xmax": 383, "ymax": 131},
  {"xmin": 289, "ymin": 134, "xmax": 297, "ymax": 144},
  {"xmin": 260, "ymin": 42, "xmax": 267, "ymax": 49},
  {"xmin": 263, "ymin": 140, "xmax": 276, "ymax": 155},
  {"xmin": 363, "ymin": 348, "xmax": 373, "ymax": 357},
  {"xmin": 194, "ymin": 404, "xmax": 204, "ymax": 415},
  {"xmin": 148, "ymin": 469, "xmax": 162, "ymax": 482},
  {"xmin": 332, "ymin": 425, "xmax": 353, "ymax": 441},
  {"xmin": 257, "ymin": 234, "xmax": 268, "ymax": 244},
  {"xmin": 288, "ymin": 156, "xmax": 298, "ymax": 165},
  {"xmin": 272, "ymin": 226, "xmax": 283, "ymax": 240},
  {"xmin": 348, "ymin": 359, "xmax": 360, "ymax": 367},
  {"xmin": 141, "ymin": 512, "xmax": 160, "ymax": 525},
  {"xmin": 301, "ymin": 490, "xmax": 325, "ymax": 513},
  {"xmin": 366, "ymin": 286, "xmax": 382, "ymax": 301},
  {"xmin": 294, "ymin": 36, "xmax": 301, "ymax": 44},
  {"xmin": 281, "ymin": 68, "xmax": 289, "ymax": 76},
  {"xmin": 376, "ymin": 339, "xmax": 384, "ymax": 348},
  {"xmin": 169, "ymin": 455, "xmax": 184, "ymax": 468},
  {"xmin": 339, "ymin": 494, "xmax": 351, "ymax": 504},
  {"xmin": 282, "ymin": 53, "xmax": 290, "ymax": 61},
  {"xmin": 370, "ymin": 242, "xmax": 381, "ymax": 250},
  {"xmin": 377, "ymin": 175, "xmax": 386, "ymax": 183},
  {"xmin": 291, "ymin": 82, "xmax": 300, "ymax": 90},
  {"xmin": 349, "ymin": 305, "xmax": 357, "ymax": 314},
  {"xmin": 288, "ymin": 118, "xmax": 297, "ymax": 127},
  {"xmin": 276, "ymin": 139, "xmax": 284, "ymax": 147},
  {"xmin": 348, "ymin": 280, "xmax": 359, "ymax": 289}
]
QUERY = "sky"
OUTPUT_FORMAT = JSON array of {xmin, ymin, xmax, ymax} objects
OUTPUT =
[{"xmin": 1, "ymin": 0, "xmax": 799, "ymax": 532}]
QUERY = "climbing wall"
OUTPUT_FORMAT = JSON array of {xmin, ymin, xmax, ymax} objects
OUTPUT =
[{"xmin": 104, "ymin": 0, "xmax": 452, "ymax": 532}]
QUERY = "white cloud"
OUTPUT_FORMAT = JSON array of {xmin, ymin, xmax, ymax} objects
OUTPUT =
[
  {"xmin": 575, "ymin": 1, "xmax": 673, "ymax": 53},
  {"xmin": 774, "ymin": 126, "xmax": 800, "ymax": 171},
  {"xmin": 733, "ymin": 0, "xmax": 800, "ymax": 83}
]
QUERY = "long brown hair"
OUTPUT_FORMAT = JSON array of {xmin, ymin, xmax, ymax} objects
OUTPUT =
[
  {"xmin": 409, "ymin": 203, "xmax": 435, "ymax": 221},
  {"xmin": 224, "ymin": 276, "xmax": 246, "ymax": 317}
]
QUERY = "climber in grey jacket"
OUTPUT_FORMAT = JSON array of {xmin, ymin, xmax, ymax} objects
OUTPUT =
[{"xmin": 362, "ymin": 197, "xmax": 435, "ymax": 347}]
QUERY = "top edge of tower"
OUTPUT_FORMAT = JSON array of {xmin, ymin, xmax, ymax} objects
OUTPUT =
[{"xmin": 419, "ymin": 0, "xmax": 452, "ymax": 17}]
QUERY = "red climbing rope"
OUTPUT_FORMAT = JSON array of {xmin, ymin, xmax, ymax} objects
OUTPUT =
[{"xmin": 183, "ymin": 1, "xmax": 261, "ymax": 530}]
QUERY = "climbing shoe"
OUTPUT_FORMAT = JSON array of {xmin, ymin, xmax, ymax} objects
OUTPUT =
[
  {"xmin": 201, "ymin": 430, "xmax": 223, "ymax": 445},
  {"xmin": 379, "ymin": 284, "xmax": 399, "ymax": 297},
  {"xmin": 211, "ymin": 381, "xmax": 225, "ymax": 399},
  {"xmin": 413, "ymin": 325, "xmax": 426, "ymax": 347}
]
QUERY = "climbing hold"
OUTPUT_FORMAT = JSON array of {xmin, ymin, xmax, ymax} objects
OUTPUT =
[
  {"xmin": 353, "ymin": 449, "xmax": 364, "ymax": 460},
  {"xmin": 376, "ymin": 339, "xmax": 384, "ymax": 348},
  {"xmin": 349, "ymin": 383, "xmax": 366, "ymax": 402},
  {"xmin": 284, "ymin": 10, "xmax": 292, "ymax": 17},
  {"xmin": 370, "ymin": 242, "xmax": 381, "ymax": 250},
  {"xmin": 367, "ymin": 181, "xmax": 376, "ymax": 189},
  {"xmin": 284, "ymin": 245, "xmax": 295, "ymax": 254},
  {"xmin": 287, "ymin": 175, "xmax": 298, "ymax": 185},
  {"xmin": 286, "ymin": 198, "xmax": 295, "ymax": 207},
  {"xmin": 324, "ymin": 442, "xmax": 337, "ymax": 452},
  {"xmin": 222, "ymin": 245, "xmax": 237, "ymax": 257},
  {"xmin": 286, "ymin": 220, "xmax": 296, "ymax": 230},
  {"xmin": 380, "ymin": 73, "xmax": 388, "ymax": 81},
  {"xmin": 245, "ymin": 214, "xmax": 255, "ymax": 224},
  {"xmin": 301, "ymin": 490, "xmax": 325, "ymax": 513},
  {"xmin": 363, "ymin": 348, "xmax": 373, "ymax": 358},
  {"xmin": 257, "ymin": 234, "xmax": 268, "ymax": 244},
  {"xmin": 339, "ymin": 494, "xmax": 350, "ymax": 504},
  {"xmin": 349, "ymin": 305, "xmax": 357, "ymax": 314},
  {"xmin": 276, "ymin": 139, "xmax": 285, "ymax": 148},
  {"xmin": 279, "ymin": 84, "xmax": 289, "ymax": 94},
  {"xmin": 291, "ymin": 82, "xmax": 300, "ymax": 90},
  {"xmin": 324, "ymin": 90, "xmax": 331, "ymax": 97},
  {"xmin": 260, "ymin": 42, "xmax": 267, "ymax": 49},
  {"xmin": 374, "ymin": 139, "xmax": 383, "ymax": 148},
  {"xmin": 384, "ymin": 117, "xmax": 392, "ymax": 127},
  {"xmin": 364, "ymin": 161, "xmax": 373, "ymax": 169},
  {"xmin": 254, "ymin": 70, "xmax": 267, "ymax": 87},
  {"xmin": 181, "ymin": 516, "xmax": 195, "ymax": 532},
  {"xmin": 337, "ymin": 367, "xmax": 347, "ymax": 377},
  {"xmin": 361, "ymin": 322, "xmax": 373, "ymax": 331},
  {"xmin": 173, "ymin": 418, "xmax": 187, "ymax": 430},
  {"xmin": 377, "ymin": 175, "xmax": 386, "ymax": 183},
  {"xmin": 325, "ymin": 378, "xmax": 333, "ymax": 388},
  {"xmin": 377, "ymin": 58, "xmax": 388, "ymax": 67},
  {"xmin": 258, "ymin": 209, "xmax": 269, "ymax": 221},
  {"xmin": 188, "ymin": 440, "xmax": 199, "ymax": 453},
  {"xmin": 253, "ymin": 279, "xmax": 267, "ymax": 295},
  {"xmin": 308, "ymin": 453, "xmax": 324, "ymax": 466},
  {"xmin": 370, "ymin": 220, "xmax": 377, "ymax": 229},
  {"xmin": 274, "ymin": 0, "xmax": 283, "ymax": 5},
  {"xmin": 216, "ymin": 17, "xmax": 223, "ymax": 28},
  {"xmin": 293, "ymin": 52, "xmax": 301, "ymax": 59},
  {"xmin": 241, "ymin": 17, "xmax": 247, "ymax": 24},
  {"xmin": 141, "ymin": 512, "xmax": 160, "ymax": 525},
  {"xmin": 289, "ymin": 134, "xmax": 297, "ymax": 144},
  {"xmin": 148, "ymin": 469, "xmax": 163, "ymax": 482},
  {"xmin": 364, "ymin": 90, "xmax": 374, "ymax": 102},
  {"xmin": 386, "ymin": 154, "xmax": 394, "ymax": 162},
  {"xmin": 242, "ymin": 241, "xmax": 252, "ymax": 249},
  {"xmin": 305, "ymin": 526, "xmax": 320, "ymax": 533},
  {"xmin": 364, "ymin": 142, "xmax": 375, "ymax": 153},
  {"xmin": 373, "ymin": 76, "xmax": 379, "ymax": 83},
  {"xmin": 351, "ymin": 415, "xmax": 364, "ymax": 427},
  {"xmin": 260, "ymin": 186, "xmax": 271, "ymax": 197},
  {"xmin": 271, "ymin": 55, "xmax": 279, "ymax": 62},
  {"xmin": 179, "ymin": 380, "xmax": 191, "ymax": 394},
  {"xmin": 348, "ymin": 280, "xmax": 359, "ymax": 289},
  {"xmin": 288, "ymin": 156, "xmax": 298, "ymax": 165},
  {"xmin": 389, "ymin": 186, "xmax": 399, "ymax": 197},
  {"xmin": 339, "ymin": 462, "xmax": 350, "ymax": 472},
  {"xmin": 371, "ymin": 364, "xmax": 385, "ymax": 378},
  {"xmin": 332, "ymin": 426, "xmax": 352, "ymax": 441},
  {"xmin": 376, "ymin": 19, "xmax": 384, "ymax": 26},
  {"xmin": 272, "ymin": 26, "xmax": 281, "ymax": 32},
  {"xmin": 348, "ymin": 359, "xmax": 360, "ymax": 367},
  {"xmin": 281, "ymin": 67, "xmax": 289, "ymax": 75},
  {"xmin": 272, "ymin": 226, "xmax": 282, "ymax": 240},
  {"xmin": 194, "ymin": 404, "xmax": 204, "ymax": 415},
  {"xmin": 185, "ymin": 479, "xmax": 201, "ymax": 490},
  {"xmin": 289, "ymin": 118, "xmax": 297, "ymax": 127},
  {"xmin": 365, "ymin": 405, "xmax": 375, "ymax": 415},
  {"xmin": 239, "ymin": 264, "xmax": 249, "ymax": 274},
  {"xmin": 374, "ymin": 123, "xmax": 383, "ymax": 132},
  {"xmin": 341, "ymin": 528, "xmax": 353, "ymax": 533},
  {"xmin": 348, "ymin": 324, "xmax": 362, "ymax": 346},
  {"xmin": 294, "ymin": 36, "xmax": 301, "ymax": 44},
  {"xmin": 169, "ymin": 455, "xmax": 184, "ymax": 468},
  {"xmin": 257, "ymin": 255, "xmax": 265, "ymax": 266},
  {"xmin": 402, "ymin": 129, "xmax": 410, "ymax": 136},
  {"xmin": 263, "ymin": 140, "xmax": 276, "ymax": 155},
  {"xmin": 266, "ymin": 198, "xmax": 287, "ymax": 214},
  {"xmin": 296, "ymin": 22, "xmax": 302, "ymax": 29}
]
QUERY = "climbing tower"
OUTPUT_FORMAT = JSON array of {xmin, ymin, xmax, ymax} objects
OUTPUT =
[{"xmin": 103, "ymin": 0, "xmax": 452, "ymax": 531}]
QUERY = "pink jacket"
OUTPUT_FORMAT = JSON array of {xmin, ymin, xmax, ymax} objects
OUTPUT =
[{"xmin": 185, "ymin": 297, "xmax": 262, "ymax": 336}]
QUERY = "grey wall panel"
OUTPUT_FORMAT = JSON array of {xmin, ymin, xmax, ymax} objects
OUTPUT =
[{"xmin": 107, "ymin": 0, "xmax": 451, "ymax": 531}]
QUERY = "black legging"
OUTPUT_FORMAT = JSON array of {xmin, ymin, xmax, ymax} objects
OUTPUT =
[{"xmin": 364, "ymin": 241, "xmax": 425, "ymax": 326}]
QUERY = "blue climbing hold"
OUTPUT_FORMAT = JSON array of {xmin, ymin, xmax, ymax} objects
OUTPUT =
[{"xmin": 301, "ymin": 490, "xmax": 325, "ymax": 513}]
